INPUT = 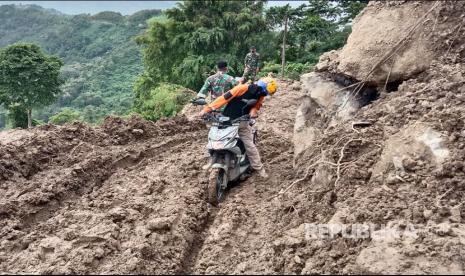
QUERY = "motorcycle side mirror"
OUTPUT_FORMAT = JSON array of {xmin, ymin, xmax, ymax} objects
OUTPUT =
[{"xmin": 191, "ymin": 98, "xmax": 207, "ymax": 106}]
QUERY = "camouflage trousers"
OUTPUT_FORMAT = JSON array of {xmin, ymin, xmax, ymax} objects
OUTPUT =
[{"xmin": 242, "ymin": 67, "xmax": 258, "ymax": 83}]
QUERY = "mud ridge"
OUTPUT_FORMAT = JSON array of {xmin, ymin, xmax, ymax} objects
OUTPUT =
[{"xmin": 178, "ymin": 206, "xmax": 218, "ymax": 275}]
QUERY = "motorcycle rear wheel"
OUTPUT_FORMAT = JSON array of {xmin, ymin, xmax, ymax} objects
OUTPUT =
[{"xmin": 208, "ymin": 168, "xmax": 226, "ymax": 206}]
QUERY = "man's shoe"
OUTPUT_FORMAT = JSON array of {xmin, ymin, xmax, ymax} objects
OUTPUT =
[{"xmin": 257, "ymin": 168, "xmax": 269, "ymax": 179}]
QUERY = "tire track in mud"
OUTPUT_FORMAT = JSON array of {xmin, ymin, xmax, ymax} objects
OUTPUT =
[
  {"xmin": 0, "ymin": 123, "xmax": 212, "ymax": 274},
  {"xmin": 178, "ymin": 205, "xmax": 218, "ymax": 275},
  {"xmin": 189, "ymin": 135, "xmax": 296, "ymax": 274},
  {"xmin": 3, "ymin": 133, "xmax": 199, "ymax": 230}
]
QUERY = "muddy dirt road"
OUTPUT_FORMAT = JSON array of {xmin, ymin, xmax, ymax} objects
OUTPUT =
[
  {"xmin": 0, "ymin": 80, "xmax": 305, "ymax": 274},
  {"xmin": 190, "ymin": 79, "xmax": 303, "ymax": 274},
  {"xmin": 1, "ymin": 76, "xmax": 464, "ymax": 274}
]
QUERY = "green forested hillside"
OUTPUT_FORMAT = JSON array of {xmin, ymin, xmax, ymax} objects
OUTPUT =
[
  {"xmin": 0, "ymin": 4, "xmax": 162, "ymax": 127},
  {"xmin": 135, "ymin": 0, "xmax": 367, "ymax": 99},
  {"xmin": 0, "ymin": 1, "xmax": 367, "ymax": 129}
]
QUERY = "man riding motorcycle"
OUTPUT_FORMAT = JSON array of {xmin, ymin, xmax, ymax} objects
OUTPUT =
[{"xmin": 199, "ymin": 77, "xmax": 277, "ymax": 179}]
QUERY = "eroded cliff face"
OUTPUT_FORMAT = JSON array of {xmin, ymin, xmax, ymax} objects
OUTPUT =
[{"xmin": 293, "ymin": 1, "xmax": 465, "ymax": 274}]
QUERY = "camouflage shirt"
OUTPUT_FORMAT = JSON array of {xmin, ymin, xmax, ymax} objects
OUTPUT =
[
  {"xmin": 197, "ymin": 71, "xmax": 239, "ymax": 100},
  {"xmin": 244, "ymin": 52, "xmax": 260, "ymax": 69}
]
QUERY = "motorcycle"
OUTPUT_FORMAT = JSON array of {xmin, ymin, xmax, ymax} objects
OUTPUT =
[{"xmin": 192, "ymin": 98, "xmax": 257, "ymax": 206}]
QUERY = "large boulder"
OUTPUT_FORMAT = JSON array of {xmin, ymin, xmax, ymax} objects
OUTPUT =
[
  {"xmin": 300, "ymin": 72, "xmax": 359, "ymax": 120},
  {"xmin": 337, "ymin": 1, "xmax": 435, "ymax": 83},
  {"xmin": 355, "ymin": 223, "xmax": 465, "ymax": 274},
  {"xmin": 294, "ymin": 73, "xmax": 360, "ymax": 160},
  {"xmin": 293, "ymin": 95, "xmax": 323, "ymax": 160},
  {"xmin": 371, "ymin": 122, "xmax": 450, "ymax": 177},
  {"xmin": 316, "ymin": 1, "xmax": 465, "ymax": 85}
]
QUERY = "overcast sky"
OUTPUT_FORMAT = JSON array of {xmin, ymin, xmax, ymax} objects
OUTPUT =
[{"xmin": 0, "ymin": 1, "xmax": 308, "ymax": 15}]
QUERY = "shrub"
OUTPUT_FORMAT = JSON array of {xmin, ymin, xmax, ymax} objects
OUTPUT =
[
  {"xmin": 258, "ymin": 62, "xmax": 281, "ymax": 77},
  {"xmin": 258, "ymin": 62, "xmax": 314, "ymax": 80},
  {"xmin": 49, "ymin": 108, "xmax": 83, "ymax": 125},
  {"xmin": 134, "ymin": 83, "xmax": 193, "ymax": 121},
  {"xmin": 285, "ymin": 62, "xmax": 314, "ymax": 80}
]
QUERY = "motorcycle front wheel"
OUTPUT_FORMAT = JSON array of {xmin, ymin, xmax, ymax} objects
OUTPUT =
[{"xmin": 208, "ymin": 168, "xmax": 226, "ymax": 206}]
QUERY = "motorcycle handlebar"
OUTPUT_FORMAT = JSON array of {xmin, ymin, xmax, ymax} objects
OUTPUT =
[
  {"xmin": 201, "ymin": 113, "xmax": 250, "ymax": 124},
  {"xmin": 231, "ymin": 114, "xmax": 251, "ymax": 123},
  {"xmin": 201, "ymin": 112, "xmax": 219, "ymax": 122}
]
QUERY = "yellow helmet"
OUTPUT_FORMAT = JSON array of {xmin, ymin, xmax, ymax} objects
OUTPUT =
[{"xmin": 257, "ymin": 77, "xmax": 278, "ymax": 96}]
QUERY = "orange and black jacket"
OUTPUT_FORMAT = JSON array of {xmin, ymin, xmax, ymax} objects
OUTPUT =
[{"xmin": 203, "ymin": 84, "xmax": 266, "ymax": 120}]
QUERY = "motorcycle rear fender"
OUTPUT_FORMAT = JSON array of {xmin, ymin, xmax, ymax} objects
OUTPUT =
[
  {"xmin": 212, "ymin": 163, "xmax": 228, "ymax": 171},
  {"xmin": 211, "ymin": 151, "xmax": 232, "ymax": 173},
  {"xmin": 226, "ymin": 145, "xmax": 242, "ymax": 156}
]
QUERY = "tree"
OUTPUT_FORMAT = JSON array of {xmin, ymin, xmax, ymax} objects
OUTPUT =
[
  {"xmin": 1, "ymin": 4, "xmax": 149, "ymax": 125},
  {"xmin": 0, "ymin": 106, "xmax": 6, "ymax": 129},
  {"xmin": 7, "ymin": 103, "xmax": 28, "ymax": 128},
  {"xmin": 338, "ymin": 0, "xmax": 369, "ymax": 24},
  {"xmin": 135, "ymin": 0, "xmax": 268, "ymax": 95},
  {"xmin": 283, "ymin": 0, "xmax": 368, "ymax": 64},
  {"xmin": 0, "ymin": 43, "xmax": 63, "ymax": 128},
  {"xmin": 266, "ymin": 4, "xmax": 303, "ymax": 77},
  {"xmin": 90, "ymin": 11, "xmax": 124, "ymax": 24}
]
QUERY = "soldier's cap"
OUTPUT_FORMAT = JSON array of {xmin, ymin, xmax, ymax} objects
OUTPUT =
[{"xmin": 250, "ymin": 46, "xmax": 256, "ymax": 50}]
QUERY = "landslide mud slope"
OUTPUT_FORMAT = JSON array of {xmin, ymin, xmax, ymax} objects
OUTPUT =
[
  {"xmin": 278, "ymin": 1, "xmax": 465, "ymax": 274},
  {"xmin": 0, "ymin": 116, "xmax": 209, "ymax": 274},
  {"xmin": 0, "ymin": 80, "xmax": 305, "ymax": 274},
  {"xmin": 193, "ymin": 1, "xmax": 465, "ymax": 274},
  {"xmin": 2, "ymin": 1, "xmax": 465, "ymax": 274}
]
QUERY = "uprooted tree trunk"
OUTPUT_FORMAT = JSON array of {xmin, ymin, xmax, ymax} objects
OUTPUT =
[{"xmin": 27, "ymin": 108, "xmax": 32, "ymax": 128}]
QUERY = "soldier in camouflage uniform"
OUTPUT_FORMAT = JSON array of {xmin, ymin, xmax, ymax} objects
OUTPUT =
[
  {"xmin": 197, "ymin": 60, "xmax": 239, "ymax": 101},
  {"xmin": 242, "ymin": 46, "xmax": 260, "ymax": 83}
]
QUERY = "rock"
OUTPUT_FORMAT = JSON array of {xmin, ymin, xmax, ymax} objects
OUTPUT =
[
  {"xmin": 423, "ymin": 209, "xmax": 433, "ymax": 220},
  {"xmin": 147, "ymin": 217, "xmax": 172, "ymax": 231},
  {"xmin": 328, "ymin": 2, "xmax": 435, "ymax": 84},
  {"xmin": 450, "ymin": 206, "xmax": 461, "ymax": 223},
  {"xmin": 291, "ymin": 82, "xmax": 301, "ymax": 91},
  {"xmin": 132, "ymin": 129, "xmax": 144, "ymax": 135},
  {"xmin": 402, "ymin": 156, "xmax": 417, "ymax": 171},
  {"xmin": 315, "ymin": 50, "xmax": 339, "ymax": 72},
  {"xmin": 293, "ymin": 95, "xmax": 323, "ymax": 159},
  {"xmin": 94, "ymin": 247, "xmax": 105, "ymax": 259},
  {"xmin": 434, "ymin": 222, "xmax": 452, "ymax": 236},
  {"xmin": 385, "ymin": 174, "xmax": 399, "ymax": 185},
  {"xmin": 109, "ymin": 207, "xmax": 128, "ymax": 222},
  {"xmin": 372, "ymin": 123, "xmax": 450, "ymax": 177},
  {"xmin": 300, "ymin": 72, "xmax": 356, "ymax": 114}
]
